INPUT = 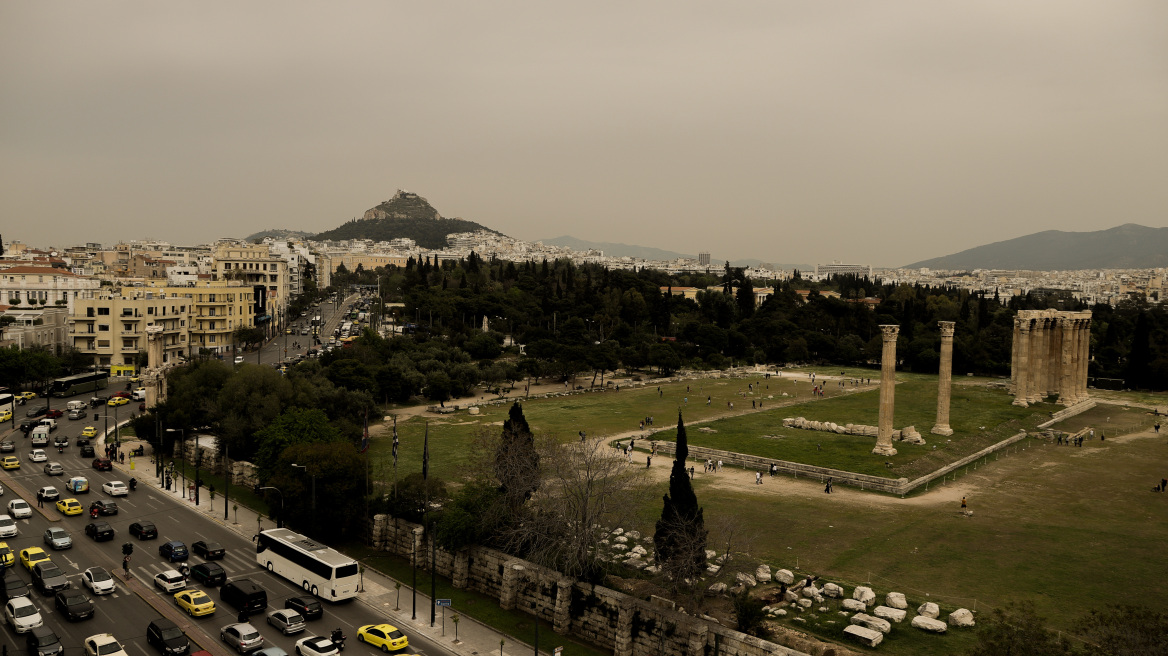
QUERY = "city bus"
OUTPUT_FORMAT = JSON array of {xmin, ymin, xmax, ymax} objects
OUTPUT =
[
  {"xmin": 255, "ymin": 528, "xmax": 359, "ymax": 601},
  {"xmin": 48, "ymin": 372, "xmax": 109, "ymax": 397}
]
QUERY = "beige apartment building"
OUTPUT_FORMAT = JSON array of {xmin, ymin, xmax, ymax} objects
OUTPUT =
[{"xmin": 212, "ymin": 241, "xmax": 288, "ymax": 329}]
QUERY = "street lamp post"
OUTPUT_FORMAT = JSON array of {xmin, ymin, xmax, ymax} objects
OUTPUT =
[
  {"xmin": 290, "ymin": 463, "xmax": 315, "ymax": 529},
  {"xmin": 258, "ymin": 486, "xmax": 283, "ymax": 528},
  {"xmin": 194, "ymin": 442, "xmax": 201, "ymax": 506}
]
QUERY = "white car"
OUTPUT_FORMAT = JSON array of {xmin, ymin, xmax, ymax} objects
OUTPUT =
[
  {"xmin": 154, "ymin": 570, "xmax": 187, "ymax": 593},
  {"xmin": 5, "ymin": 596, "xmax": 43, "ymax": 633},
  {"xmin": 7, "ymin": 500, "xmax": 31, "ymax": 519},
  {"xmin": 294, "ymin": 636, "xmax": 339, "ymax": 656},
  {"xmin": 83, "ymin": 567, "xmax": 116, "ymax": 595},
  {"xmin": 28, "ymin": 449, "xmax": 47, "ymax": 463},
  {"xmin": 37, "ymin": 486, "xmax": 60, "ymax": 502},
  {"xmin": 0, "ymin": 514, "xmax": 17, "ymax": 537},
  {"xmin": 85, "ymin": 633, "xmax": 129, "ymax": 656},
  {"xmin": 102, "ymin": 481, "xmax": 128, "ymax": 497}
]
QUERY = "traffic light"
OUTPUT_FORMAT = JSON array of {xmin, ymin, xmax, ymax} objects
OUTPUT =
[{"xmin": 122, "ymin": 542, "xmax": 133, "ymax": 556}]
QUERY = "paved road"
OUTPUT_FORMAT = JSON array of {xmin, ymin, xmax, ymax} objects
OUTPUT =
[
  {"xmin": 255, "ymin": 294, "xmax": 356, "ymax": 366},
  {"xmin": 0, "ymin": 385, "xmax": 451, "ymax": 656}
]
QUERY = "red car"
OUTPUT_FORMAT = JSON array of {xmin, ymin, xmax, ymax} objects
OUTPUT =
[
  {"xmin": 92, "ymin": 457, "xmax": 112, "ymax": 471},
  {"xmin": 45, "ymin": 409, "xmax": 64, "ymax": 419},
  {"xmin": 112, "ymin": 391, "xmax": 132, "ymax": 399}
]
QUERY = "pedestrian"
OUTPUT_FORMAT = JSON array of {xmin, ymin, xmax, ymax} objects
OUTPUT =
[
  {"xmin": 646, "ymin": 455, "xmax": 652, "ymax": 468},
  {"xmin": 961, "ymin": 496, "xmax": 967, "ymax": 510},
  {"xmin": 36, "ymin": 490, "xmax": 43, "ymax": 508},
  {"xmin": 717, "ymin": 459, "xmax": 723, "ymax": 472},
  {"xmin": 688, "ymin": 466, "xmax": 695, "ymax": 479},
  {"xmin": 755, "ymin": 471, "xmax": 762, "ymax": 485},
  {"xmin": 237, "ymin": 609, "xmax": 248, "ymax": 624},
  {"xmin": 1155, "ymin": 422, "xmax": 1161, "ymax": 433},
  {"xmin": 1162, "ymin": 479, "xmax": 1167, "ymax": 492}
]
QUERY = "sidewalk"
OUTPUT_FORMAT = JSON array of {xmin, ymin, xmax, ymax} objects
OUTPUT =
[{"xmin": 98, "ymin": 430, "xmax": 545, "ymax": 656}]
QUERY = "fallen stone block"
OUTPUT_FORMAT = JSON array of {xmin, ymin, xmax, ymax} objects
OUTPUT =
[
  {"xmin": 852, "ymin": 586, "xmax": 876, "ymax": 605},
  {"xmin": 755, "ymin": 565, "xmax": 772, "ymax": 583},
  {"xmin": 783, "ymin": 591, "xmax": 799, "ymax": 603},
  {"xmin": 886, "ymin": 592, "xmax": 908, "ymax": 610},
  {"xmin": 851, "ymin": 613, "xmax": 892, "ymax": 634},
  {"xmin": 917, "ymin": 602, "xmax": 940, "ymax": 619},
  {"xmin": 841, "ymin": 599, "xmax": 867, "ymax": 612},
  {"xmin": 798, "ymin": 599, "xmax": 812, "ymax": 609},
  {"xmin": 912, "ymin": 616, "xmax": 947, "ymax": 633},
  {"xmin": 774, "ymin": 569, "xmax": 795, "ymax": 585},
  {"xmin": 736, "ymin": 572, "xmax": 757, "ymax": 588},
  {"xmin": 822, "ymin": 583, "xmax": 843, "ymax": 598},
  {"xmin": 948, "ymin": 608, "xmax": 976, "ymax": 627},
  {"xmin": 843, "ymin": 625, "xmax": 883, "ymax": 647},
  {"xmin": 802, "ymin": 585, "xmax": 821, "ymax": 599},
  {"xmin": 874, "ymin": 605, "xmax": 907, "ymax": 623},
  {"xmin": 707, "ymin": 582, "xmax": 727, "ymax": 594}
]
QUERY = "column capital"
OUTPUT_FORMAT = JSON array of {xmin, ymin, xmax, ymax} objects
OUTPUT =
[
  {"xmin": 880, "ymin": 325, "xmax": 900, "ymax": 341},
  {"xmin": 938, "ymin": 321, "xmax": 955, "ymax": 338}
]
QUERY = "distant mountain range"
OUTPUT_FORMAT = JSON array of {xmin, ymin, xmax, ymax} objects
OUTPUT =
[
  {"xmin": 538, "ymin": 236, "xmax": 810, "ymax": 270},
  {"xmin": 312, "ymin": 190, "xmax": 500, "ymax": 250},
  {"xmin": 905, "ymin": 224, "xmax": 1168, "ymax": 271}
]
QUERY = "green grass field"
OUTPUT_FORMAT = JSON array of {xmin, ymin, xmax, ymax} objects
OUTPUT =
[{"xmin": 360, "ymin": 373, "xmax": 1166, "ymax": 655}]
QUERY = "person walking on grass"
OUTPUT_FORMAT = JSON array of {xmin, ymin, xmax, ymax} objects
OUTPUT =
[{"xmin": 961, "ymin": 496, "xmax": 968, "ymax": 511}]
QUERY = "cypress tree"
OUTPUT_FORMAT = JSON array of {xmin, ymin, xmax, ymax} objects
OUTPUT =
[
  {"xmin": 654, "ymin": 412, "xmax": 707, "ymax": 578},
  {"xmin": 495, "ymin": 402, "xmax": 540, "ymax": 510}
]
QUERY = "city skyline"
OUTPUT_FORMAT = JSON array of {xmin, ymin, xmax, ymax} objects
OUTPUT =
[{"xmin": 2, "ymin": 1, "xmax": 1166, "ymax": 266}]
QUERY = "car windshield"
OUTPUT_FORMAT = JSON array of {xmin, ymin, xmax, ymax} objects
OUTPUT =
[
  {"xmin": 12, "ymin": 502, "xmax": 27, "ymax": 509},
  {"xmin": 189, "ymin": 593, "xmax": 208, "ymax": 603},
  {"xmin": 88, "ymin": 569, "xmax": 111, "ymax": 581},
  {"xmin": 13, "ymin": 605, "xmax": 36, "ymax": 617},
  {"xmin": 34, "ymin": 633, "xmax": 60, "ymax": 647},
  {"xmin": 0, "ymin": 518, "xmax": 12, "ymax": 526},
  {"xmin": 96, "ymin": 641, "xmax": 123, "ymax": 655},
  {"xmin": 160, "ymin": 627, "xmax": 183, "ymax": 640},
  {"xmin": 63, "ymin": 594, "xmax": 86, "ymax": 605}
]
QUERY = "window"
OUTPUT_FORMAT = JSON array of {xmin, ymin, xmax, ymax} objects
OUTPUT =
[
  {"xmin": 98, "ymin": 324, "xmax": 110, "ymax": 332},
  {"xmin": 209, "ymin": 335, "xmax": 216, "ymax": 343},
  {"xmin": 98, "ymin": 307, "xmax": 110, "ymax": 316},
  {"xmin": 123, "ymin": 323, "xmax": 133, "ymax": 331},
  {"xmin": 87, "ymin": 308, "xmax": 95, "ymax": 317},
  {"xmin": 97, "ymin": 341, "xmax": 110, "ymax": 349}
]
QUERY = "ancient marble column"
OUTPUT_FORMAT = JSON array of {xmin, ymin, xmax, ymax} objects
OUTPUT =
[
  {"xmin": 874, "ymin": 325, "xmax": 900, "ymax": 456},
  {"xmin": 1009, "ymin": 318, "xmax": 1021, "ymax": 394},
  {"xmin": 1078, "ymin": 317, "xmax": 1091, "ymax": 401},
  {"xmin": 1046, "ymin": 315, "xmax": 1063, "ymax": 397},
  {"xmin": 1028, "ymin": 316, "xmax": 1044, "ymax": 404},
  {"xmin": 1057, "ymin": 317, "xmax": 1075, "ymax": 405},
  {"xmin": 932, "ymin": 322, "xmax": 956, "ymax": 436},
  {"xmin": 1012, "ymin": 318, "xmax": 1030, "ymax": 407}
]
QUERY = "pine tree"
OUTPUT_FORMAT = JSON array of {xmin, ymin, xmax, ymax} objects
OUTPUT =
[{"xmin": 654, "ymin": 413, "xmax": 707, "ymax": 583}]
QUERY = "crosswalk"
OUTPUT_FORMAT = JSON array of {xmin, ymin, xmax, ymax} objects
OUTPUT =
[{"xmin": 129, "ymin": 546, "xmax": 262, "ymax": 590}]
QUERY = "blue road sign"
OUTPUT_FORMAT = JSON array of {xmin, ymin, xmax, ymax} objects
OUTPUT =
[{"xmin": 436, "ymin": 599, "xmax": 452, "ymax": 607}]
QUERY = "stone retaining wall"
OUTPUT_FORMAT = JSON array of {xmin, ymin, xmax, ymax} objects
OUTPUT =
[
  {"xmin": 1037, "ymin": 399, "xmax": 1097, "ymax": 429},
  {"xmin": 368, "ymin": 514, "xmax": 823, "ymax": 656}
]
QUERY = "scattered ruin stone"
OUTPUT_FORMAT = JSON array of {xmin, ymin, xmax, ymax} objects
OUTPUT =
[
  {"xmin": 818, "ymin": 606, "xmax": 829, "ymax": 613},
  {"xmin": 755, "ymin": 564, "xmax": 772, "ymax": 582},
  {"xmin": 699, "ymin": 614, "xmax": 720, "ymax": 624},
  {"xmin": 844, "ymin": 625, "xmax": 884, "ymax": 647},
  {"xmin": 885, "ymin": 592, "xmax": 908, "ymax": 610},
  {"xmin": 625, "ymin": 530, "xmax": 641, "ymax": 540},
  {"xmin": 874, "ymin": 606, "xmax": 907, "ymax": 623},
  {"xmin": 850, "ymin": 613, "xmax": 892, "ymax": 635},
  {"xmin": 917, "ymin": 602, "xmax": 940, "ymax": 619},
  {"xmin": 852, "ymin": 586, "xmax": 876, "ymax": 605},
  {"xmin": 615, "ymin": 535, "xmax": 629, "ymax": 544},
  {"xmin": 612, "ymin": 528, "xmax": 625, "ymax": 536},
  {"xmin": 707, "ymin": 565, "xmax": 721, "ymax": 574},
  {"xmin": 822, "ymin": 583, "xmax": 844, "ymax": 598},
  {"xmin": 612, "ymin": 543, "xmax": 628, "ymax": 552},
  {"xmin": 911, "ymin": 616, "xmax": 948, "ymax": 633},
  {"xmin": 783, "ymin": 591, "xmax": 800, "ymax": 603},
  {"xmin": 774, "ymin": 609, "xmax": 787, "ymax": 617},
  {"xmin": 841, "ymin": 599, "xmax": 867, "ymax": 612},
  {"xmin": 707, "ymin": 582, "xmax": 728, "ymax": 594},
  {"xmin": 774, "ymin": 569, "xmax": 795, "ymax": 585},
  {"xmin": 948, "ymin": 608, "xmax": 976, "ymax": 627},
  {"xmin": 705, "ymin": 549, "xmax": 717, "ymax": 560},
  {"xmin": 797, "ymin": 599, "xmax": 813, "ymax": 609},
  {"xmin": 802, "ymin": 585, "xmax": 821, "ymax": 599},
  {"xmin": 735, "ymin": 572, "xmax": 757, "ymax": 588}
]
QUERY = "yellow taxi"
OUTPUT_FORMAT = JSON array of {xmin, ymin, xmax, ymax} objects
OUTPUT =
[
  {"xmin": 173, "ymin": 589, "xmax": 216, "ymax": 616},
  {"xmin": 0, "ymin": 542, "xmax": 14, "ymax": 568},
  {"xmin": 0, "ymin": 409, "xmax": 11, "ymax": 422},
  {"xmin": 107, "ymin": 397, "xmax": 129, "ymax": 407},
  {"xmin": 17, "ymin": 392, "xmax": 36, "ymax": 401},
  {"xmin": 81, "ymin": 426, "xmax": 98, "ymax": 438},
  {"xmin": 1, "ymin": 456, "xmax": 19, "ymax": 470},
  {"xmin": 357, "ymin": 624, "xmax": 409, "ymax": 651},
  {"xmin": 129, "ymin": 376, "xmax": 140, "ymax": 383},
  {"xmin": 56, "ymin": 498, "xmax": 84, "ymax": 516},
  {"xmin": 20, "ymin": 546, "xmax": 51, "ymax": 571}
]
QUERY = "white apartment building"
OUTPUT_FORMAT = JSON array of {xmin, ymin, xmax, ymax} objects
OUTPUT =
[{"xmin": 0, "ymin": 266, "xmax": 102, "ymax": 314}]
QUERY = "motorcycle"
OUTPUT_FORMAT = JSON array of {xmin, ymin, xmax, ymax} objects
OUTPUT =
[
  {"xmin": 90, "ymin": 508, "xmax": 99, "ymax": 519},
  {"xmin": 129, "ymin": 478, "xmax": 137, "ymax": 492},
  {"xmin": 58, "ymin": 446, "xmax": 64, "ymax": 454},
  {"xmin": 331, "ymin": 630, "xmax": 346, "ymax": 651}
]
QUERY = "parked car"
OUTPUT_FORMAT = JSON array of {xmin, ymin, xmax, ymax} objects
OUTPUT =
[{"xmin": 129, "ymin": 521, "xmax": 158, "ymax": 540}]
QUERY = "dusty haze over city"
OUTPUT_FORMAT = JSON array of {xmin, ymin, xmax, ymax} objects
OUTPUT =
[{"xmin": 2, "ymin": 1, "xmax": 1166, "ymax": 266}]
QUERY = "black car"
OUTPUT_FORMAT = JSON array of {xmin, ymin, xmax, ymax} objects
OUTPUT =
[
  {"xmin": 89, "ymin": 396, "xmax": 109, "ymax": 407},
  {"xmin": 129, "ymin": 521, "xmax": 158, "ymax": 539},
  {"xmin": 147, "ymin": 618, "xmax": 190, "ymax": 656},
  {"xmin": 284, "ymin": 595, "xmax": 323, "ymax": 620},
  {"xmin": 89, "ymin": 500, "xmax": 118, "ymax": 515},
  {"xmin": 25, "ymin": 626, "xmax": 64, "ymax": 656},
  {"xmin": 91, "ymin": 458, "xmax": 113, "ymax": 472},
  {"xmin": 19, "ymin": 419, "xmax": 37, "ymax": 433},
  {"xmin": 0, "ymin": 440, "xmax": 14, "ymax": 453},
  {"xmin": 192, "ymin": 540, "xmax": 225, "ymax": 560},
  {"xmin": 75, "ymin": 437, "xmax": 90, "ymax": 447},
  {"xmin": 54, "ymin": 590, "xmax": 94, "ymax": 621},
  {"xmin": 1, "ymin": 571, "xmax": 29, "ymax": 601},
  {"xmin": 85, "ymin": 521, "xmax": 115, "ymax": 542},
  {"xmin": 32, "ymin": 562, "xmax": 70, "ymax": 594},
  {"xmin": 79, "ymin": 445, "xmax": 96, "ymax": 458},
  {"xmin": 26, "ymin": 406, "xmax": 47, "ymax": 418},
  {"xmin": 190, "ymin": 562, "xmax": 226, "ymax": 587}
]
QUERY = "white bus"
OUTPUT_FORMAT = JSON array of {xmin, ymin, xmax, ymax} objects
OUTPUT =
[
  {"xmin": 256, "ymin": 528, "xmax": 360, "ymax": 601},
  {"xmin": 340, "ymin": 321, "xmax": 352, "ymax": 337}
]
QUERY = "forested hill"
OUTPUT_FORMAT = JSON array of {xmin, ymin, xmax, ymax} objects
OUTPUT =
[
  {"xmin": 906, "ymin": 224, "xmax": 1168, "ymax": 270},
  {"xmin": 314, "ymin": 190, "xmax": 502, "ymax": 249}
]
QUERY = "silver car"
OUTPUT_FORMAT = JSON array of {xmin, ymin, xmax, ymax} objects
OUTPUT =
[
  {"xmin": 43, "ymin": 528, "xmax": 72, "ymax": 550},
  {"xmin": 266, "ymin": 609, "xmax": 306, "ymax": 635},
  {"xmin": 43, "ymin": 462, "xmax": 64, "ymax": 476},
  {"xmin": 221, "ymin": 623, "xmax": 264, "ymax": 653}
]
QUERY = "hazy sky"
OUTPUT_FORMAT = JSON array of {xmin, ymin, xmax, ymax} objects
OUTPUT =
[{"xmin": 3, "ymin": 1, "xmax": 1166, "ymax": 267}]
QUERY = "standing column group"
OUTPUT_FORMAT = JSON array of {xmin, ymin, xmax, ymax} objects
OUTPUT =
[
  {"xmin": 932, "ymin": 321, "xmax": 955, "ymax": 436},
  {"xmin": 1012, "ymin": 310, "xmax": 1091, "ymax": 407}
]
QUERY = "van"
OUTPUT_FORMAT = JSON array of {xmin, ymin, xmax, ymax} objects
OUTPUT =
[
  {"xmin": 30, "ymin": 426, "xmax": 50, "ymax": 441},
  {"xmin": 66, "ymin": 401, "xmax": 86, "ymax": 412},
  {"xmin": 131, "ymin": 389, "xmax": 146, "ymax": 402},
  {"xmin": 220, "ymin": 579, "xmax": 267, "ymax": 615}
]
